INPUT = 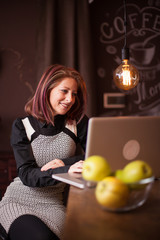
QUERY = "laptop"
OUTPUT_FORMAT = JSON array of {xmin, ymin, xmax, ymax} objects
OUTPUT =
[
  {"xmin": 52, "ymin": 116, "xmax": 160, "ymax": 188},
  {"xmin": 52, "ymin": 172, "xmax": 86, "ymax": 189}
]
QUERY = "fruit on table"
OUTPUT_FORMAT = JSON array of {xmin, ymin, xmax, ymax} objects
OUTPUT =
[
  {"xmin": 115, "ymin": 160, "xmax": 153, "ymax": 183},
  {"xmin": 115, "ymin": 169, "xmax": 123, "ymax": 180},
  {"xmin": 95, "ymin": 176, "xmax": 129, "ymax": 209},
  {"xmin": 82, "ymin": 155, "xmax": 111, "ymax": 181}
]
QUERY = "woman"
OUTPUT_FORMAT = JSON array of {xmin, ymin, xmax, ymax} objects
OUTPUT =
[{"xmin": 0, "ymin": 64, "xmax": 88, "ymax": 240}]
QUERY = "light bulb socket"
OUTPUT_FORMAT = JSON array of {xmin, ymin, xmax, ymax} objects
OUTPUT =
[{"xmin": 122, "ymin": 47, "xmax": 129, "ymax": 60}]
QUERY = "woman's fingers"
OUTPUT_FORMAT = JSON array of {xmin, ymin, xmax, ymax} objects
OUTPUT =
[
  {"xmin": 68, "ymin": 160, "xmax": 84, "ymax": 174},
  {"xmin": 41, "ymin": 159, "xmax": 65, "ymax": 171}
]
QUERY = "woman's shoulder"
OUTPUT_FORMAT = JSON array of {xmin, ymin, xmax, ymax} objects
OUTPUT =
[
  {"xmin": 12, "ymin": 116, "xmax": 43, "ymax": 134},
  {"xmin": 11, "ymin": 116, "xmax": 41, "ymax": 142},
  {"xmin": 76, "ymin": 115, "xmax": 89, "ymax": 136},
  {"xmin": 77, "ymin": 114, "xmax": 89, "ymax": 126},
  {"xmin": 12, "ymin": 116, "xmax": 25, "ymax": 129},
  {"xmin": 66, "ymin": 115, "xmax": 89, "ymax": 127},
  {"xmin": 12, "ymin": 115, "xmax": 36, "ymax": 126}
]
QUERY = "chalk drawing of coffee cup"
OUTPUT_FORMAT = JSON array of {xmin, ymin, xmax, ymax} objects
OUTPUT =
[{"xmin": 130, "ymin": 42, "xmax": 155, "ymax": 65}]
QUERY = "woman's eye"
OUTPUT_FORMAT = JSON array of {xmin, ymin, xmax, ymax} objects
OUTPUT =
[
  {"xmin": 72, "ymin": 92, "xmax": 77, "ymax": 97},
  {"xmin": 61, "ymin": 89, "xmax": 68, "ymax": 93}
]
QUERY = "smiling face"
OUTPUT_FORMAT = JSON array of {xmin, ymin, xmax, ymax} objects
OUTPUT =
[{"xmin": 49, "ymin": 77, "xmax": 78, "ymax": 116}]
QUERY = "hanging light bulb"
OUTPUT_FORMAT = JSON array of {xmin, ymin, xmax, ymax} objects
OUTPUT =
[
  {"xmin": 113, "ymin": 48, "xmax": 139, "ymax": 90},
  {"xmin": 113, "ymin": 0, "xmax": 139, "ymax": 91}
]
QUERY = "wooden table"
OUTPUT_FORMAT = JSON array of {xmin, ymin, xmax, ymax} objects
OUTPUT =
[{"xmin": 63, "ymin": 180, "xmax": 160, "ymax": 240}]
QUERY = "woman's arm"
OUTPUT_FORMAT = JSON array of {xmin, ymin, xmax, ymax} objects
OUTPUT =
[{"xmin": 11, "ymin": 118, "xmax": 70, "ymax": 187}]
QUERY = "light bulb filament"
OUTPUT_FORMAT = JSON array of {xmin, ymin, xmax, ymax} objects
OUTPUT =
[
  {"xmin": 122, "ymin": 69, "xmax": 131, "ymax": 86},
  {"xmin": 113, "ymin": 58, "xmax": 139, "ymax": 91}
]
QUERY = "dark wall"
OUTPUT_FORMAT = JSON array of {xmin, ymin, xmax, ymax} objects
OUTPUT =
[{"xmin": 0, "ymin": 0, "xmax": 44, "ymax": 151}]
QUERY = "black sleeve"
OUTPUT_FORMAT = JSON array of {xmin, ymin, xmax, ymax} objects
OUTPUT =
[
  {"xmin": 62, "ymin": 115, "xmax": 89, "ymax": 165},
  {"xmin": 10, "ymin": 118, "xmax": 70, "ymax": 188}
]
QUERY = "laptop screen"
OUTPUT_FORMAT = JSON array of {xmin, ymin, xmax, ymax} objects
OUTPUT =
[{"xmin": 85, "ymin": 116, "xmax": 160, "ymax": 178}]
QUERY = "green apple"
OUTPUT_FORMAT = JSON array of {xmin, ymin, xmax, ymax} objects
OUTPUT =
[
  {"xmin": 118, "ymin": 160, "xmax": 153, "ymax": 183},
  {"xmin": 115, "ymin": 169, "xmax": 123, "ymax": 180},
  {"xmin": 95, "ymin": 176, "xmax": 129, "ymax": 209},
  {"xmin": 82, "ymin": 155, "xmax": 111, "ymax": 181}
]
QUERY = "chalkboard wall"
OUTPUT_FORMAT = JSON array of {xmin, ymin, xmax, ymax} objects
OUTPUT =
[{"xmin": 89, "ymin": 0, "xmax": 160, "ymax": 116}]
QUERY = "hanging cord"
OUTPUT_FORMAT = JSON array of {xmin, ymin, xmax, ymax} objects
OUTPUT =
[
  {"xmin": 123, "ymin": 0, "xmax": 127, "ymax": 48},
  {"xmin": 122, "ymin": 0, "xmax": 129, "ymax": 59}
]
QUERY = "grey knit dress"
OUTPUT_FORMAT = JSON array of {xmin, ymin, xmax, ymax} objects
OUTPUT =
[{"xmin": 0, "ymin": 115, "xmax": 86, "ymax": 239}]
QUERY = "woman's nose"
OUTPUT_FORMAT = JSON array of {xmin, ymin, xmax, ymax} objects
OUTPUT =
[{"xmin": 66, "ymin": 93, "xmax": 73, "ymax": 102}]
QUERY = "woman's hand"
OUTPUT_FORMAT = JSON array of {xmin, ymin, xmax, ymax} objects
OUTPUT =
[
  {"xmin": 41, "ymin": 159, "xmax": 65, "ymax": 171},
  {"xmin": 68, "ymin": 160, "xmax": 84, "ymax": 174}
]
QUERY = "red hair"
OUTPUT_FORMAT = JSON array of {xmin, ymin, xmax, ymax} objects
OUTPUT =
[{"xmin": 25, "ymin": 64, "xmax": 87, "ymax": 124}]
